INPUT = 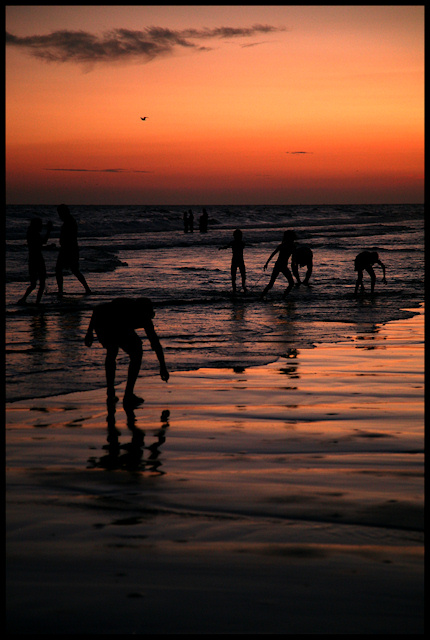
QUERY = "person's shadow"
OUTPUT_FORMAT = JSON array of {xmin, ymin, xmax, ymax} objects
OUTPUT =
[{"xmin": 87, "ymin": 401, "xmax": 170, "ymax": 474}]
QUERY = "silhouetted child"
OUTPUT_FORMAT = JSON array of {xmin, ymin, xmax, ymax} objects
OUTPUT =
[
  {"xmin": 18, "ymin": 217, "xmax": 53, "ymax": 305},
  {"xmin": 219, "ymin": 228, "xmax": 247, "ymax": 294},
  {"xmin": 291, "ymin": 245, "xmax": 313, "ymax": 286},
  {"xmin": 55, "ymin": 204, "xmax": 91, "ymax": 297},
  {"xmin": 354, "ymin": 250, "xmax": 387, "ymax": 294},
  {"xmin": 85, "ymin": 297, "xmax": 169, "ymax": 407},
  {"xmin": 261, "ymin": 230, "xmax": 296, "ymax": 298}
]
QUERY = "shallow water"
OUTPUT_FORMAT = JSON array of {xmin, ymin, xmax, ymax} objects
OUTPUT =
[{"xmin": 5, "ymin": 204, "xmax": 424, "ymax": 402}]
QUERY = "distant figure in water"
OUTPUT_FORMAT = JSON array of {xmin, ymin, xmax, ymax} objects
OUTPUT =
[
  {"xmin": 291, "ymin": 245, "xmax": 313, "ymax": 286},
  {"xmin": 18, "ymin": 217, "xmax": 53, "ymax": 305},
  {"xmin": 183, "ymin": 211, "xmax": 189, "ymax": 233},
  {"xmin": 55, "ymin": 204, "xmax": 91, "ymax": 297},
  {"xmin": 188, "ymin": 209, "xmax": 194, "ymax": 233},
  {"xmin": 261, "ymin": 230, "xmax": 296, "ymax": 299},
  {"xmin": 354, "ymin": 250, "xmax": 387, "ymax": 294},
  {"xmin": 219, "ymin": 228, "xmax": 247, "ymax": 294},
  {"xmin": 85, "ymin": 297, "xmax": 169, "ymax": 407},
  {"xmin": 199, "ymin": 208, "xmax": 209, "ymax": 233}
]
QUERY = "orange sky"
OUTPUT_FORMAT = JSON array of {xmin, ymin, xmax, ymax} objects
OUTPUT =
[{"xmin": 5, "ymin": 5, "xmax": 424, "ymax": 205}]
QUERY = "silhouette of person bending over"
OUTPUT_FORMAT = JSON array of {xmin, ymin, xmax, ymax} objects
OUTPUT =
[
  {"xmin": 55, "ymin": 204, "xmax": 91, "ymax": 297},
  {"xmin": 354, "ymin": 250, "xmax": 387, "ymax": 294},
  {"xmin": 291, "ymin": 245, "xmax": 313, "ymax": 286},
  {"xmin": 261, "ymin": 230, "xmax": 296, "ymax": 299},
  {"xmin": 85, "ymin": 297, "xmax": 169, "ymax": 406},
  {"xmin": 18, "ymin": 217, "xmax": 53, "ymax": 305},
  {"xmin": 219, "ymin": 228, "xmax": 247, "ymax": 294}
]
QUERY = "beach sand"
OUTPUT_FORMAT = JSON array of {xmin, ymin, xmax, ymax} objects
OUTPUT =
[{"xmin": 6, "ymin": 308, "xmax": 424, "ymax": 634}]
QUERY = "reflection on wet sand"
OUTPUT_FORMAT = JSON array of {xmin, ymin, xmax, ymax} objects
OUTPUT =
[
  {"xmin": 87, "ymin": 403, "xmax": 170, "ymax": 474},
  {"xmin": 352, "ymin": 318, "xmax": 387, "ymax": 350},
  {"xmin": 278, "ymin": 347, "xmax": 300, "ymax": 378}
]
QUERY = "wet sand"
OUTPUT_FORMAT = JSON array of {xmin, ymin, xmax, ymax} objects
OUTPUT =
[{"xmin": 5, "ymin": 308, "xmax": 424, "ymax": 634}]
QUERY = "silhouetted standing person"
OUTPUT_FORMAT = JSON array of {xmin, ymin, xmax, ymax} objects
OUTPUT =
[
  {"xmin": 85, "ymin": 297, "xmax": 169, "ymax": 406},
  {"xmin": 183, "ymin": 211, "xmax": 189, "ymax": 233},
  {"xmin": 261, "ymin": 230, "xmax": 296, "ymax": 299},
  {"xmin": 188, "ymin": 210, "xmax": 194, "ymax": 233},
  {"xmin": 354, "ymin": 250, "xmax": 386, "ymax": 294},
  {"xmin": 18, "ymin": 217, "xmax": 52, "ymax": 305},
  {"xmin": 219, "ymin": 228, "xmax": 247, "ymax": 294},
  {"xmin": 55, "ymin": 204, "xmax": 91, "ymax": 297},
  {"xmin": 199, "ymin": 208, "xmax": 209, "ymax": 233},
  {"xmin": 291, "ymin": 245, "xmax": 313, "ymax": 286}
]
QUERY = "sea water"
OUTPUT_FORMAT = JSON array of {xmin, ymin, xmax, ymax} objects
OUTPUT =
[{"xmin": 5, "ymin": 204, "xmax": 424, "ymax": 402}]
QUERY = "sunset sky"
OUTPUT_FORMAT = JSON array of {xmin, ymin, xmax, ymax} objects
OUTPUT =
[{"xmin": 5, "ymin": 5, "xmax": 424, "ymax": 205}]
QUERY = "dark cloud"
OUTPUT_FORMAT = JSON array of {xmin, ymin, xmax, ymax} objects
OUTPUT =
[
  {"xmin": 6, "ymin": 24, "xmax": 286, "ymax": 65},
  {"xmin": 285, "ymin": 151, "xmax": 314, "ymax": 154},
  {"xmin": 185, "ymin": 25, "xmax": 284, "ymax": 39},
  {"xmin": 44, "ymin": 168, "xmax": 152, "ymax": 173}
]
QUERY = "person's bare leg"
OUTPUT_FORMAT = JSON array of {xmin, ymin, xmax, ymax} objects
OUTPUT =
[
  {"xmin": 124, "ymin": 342, "xmax": 143, "ymax": 405},
  {"xmin": 105, "ymin": 346, "xmax": 118, "ymax": 400},
  {"xmin": 56, "ymin": 267, "xmax": 64, "ymax": 296},
  {"xmin": 36, "ymin": 276, "xmax": 46, "ymax": 305},
  {"xmin": 240, "ymin": 263, "xmax": 247, "ymax": 292},
  {"xmin": 18, "ymin": 280, "xmax": 36, "ymax": 304},
  {"xmin": 72, "ymin": 268, "xmax": 91, "ymax": 294},
  {"xmin": 367, "ymin": 267, "xmax": 376, "ymax": 293},
  {"xmin": 355, "ymin": 271, "xmax": 363, "ymax": 294},
  {"xmin": 282, "ymin": 268, "xmax": 295, "ymax": 298},
  {"xmin": 261, "ymin": 267, "xmax": 279, "ymax": 298},
  {"xmin": 231, "ymin": 264, "xmax": 237, "ymax": 293}
]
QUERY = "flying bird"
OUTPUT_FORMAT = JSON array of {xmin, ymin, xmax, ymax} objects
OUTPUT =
[{"xmin": 140, "ymin": 116, "xmax": 148, "ymax": 120}]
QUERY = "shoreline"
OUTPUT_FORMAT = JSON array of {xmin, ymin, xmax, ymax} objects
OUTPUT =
[{"xmin": 5, "ymin": 301, "xmax": 424, "ymax": 405}]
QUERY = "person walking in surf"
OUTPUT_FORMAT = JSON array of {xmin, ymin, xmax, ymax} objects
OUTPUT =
[
  {"xmin": 55, "ymin": 204, "xmax": 91, "ymax": 297},
  {"xmin": 219, "ymin": 228, "xmax": 247, "ymax": 294},
  {"xmin": 18, "ymin": 217, "xmax": 52, "ymax": 305}
]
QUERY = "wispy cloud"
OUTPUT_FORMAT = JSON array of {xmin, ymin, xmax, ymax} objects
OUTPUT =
[
  {"xmin": 285, "ymin": 151, "xmax": 314, "ymax": 155},
  {"xmin": 6, "ymin": 24, "xmax": 286, "ymax": 65},
  {"xmin": 241, "ymin": 40, "xmax": 273, "ymax": 49},
  {"xmin": 44, "ymin": 168, "xmax": 153, "ymax": 173}
]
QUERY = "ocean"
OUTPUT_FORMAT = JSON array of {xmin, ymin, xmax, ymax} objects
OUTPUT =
[{"xmin": 5, "ymin": 203, "xmax": 424, "ymax": 402}]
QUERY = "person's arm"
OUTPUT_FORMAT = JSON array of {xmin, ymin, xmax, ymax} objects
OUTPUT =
[
  {"xmin": 84, "ymin": 312, "xmax": 94, "ymax": 347},
  {"xmin": 377, "ymin": 260, "xmax": 387, "ymax": 283},
  {"xmin": 304, "ymin": 259, "xmax": 313, "ymax": 285},
  {"xmin": 264, "ymin": 246, "xmax": 279, "ymax": 270},
  {"xmin": 143, "ymin": 320, "xmax": 169, "ymax": 382}
]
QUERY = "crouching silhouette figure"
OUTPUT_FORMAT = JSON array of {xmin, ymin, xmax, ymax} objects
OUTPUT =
[
  {"xmin": 354, "ymin": 251, "xmax": 386, "ymax": 294},
  {"xmin": 85, "ymin": 297, "xmax": 169, "ymax": 407}
]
